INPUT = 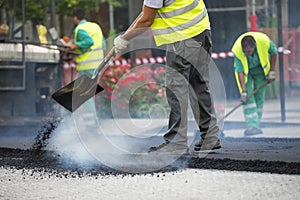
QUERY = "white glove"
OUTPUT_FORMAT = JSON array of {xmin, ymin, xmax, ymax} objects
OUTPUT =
[
  {"xmin": 114, "ymin": 35, "xmax": 129, "ymax": 54},
  {"xmin": 267, "ymin": 71, "xmax": 276, "ymax": 82},
  {"xmin": 241, "ymin": 92, "xmax": 247, "ymax": 103}
]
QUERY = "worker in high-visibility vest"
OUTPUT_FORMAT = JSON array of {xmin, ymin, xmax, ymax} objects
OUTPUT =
[
  {"xmin": 66, "ymin": 8, "xmax": 106, "ymax": 132},
  {"xmin": 67, "ymin": 9, "xmax": 105, "ymax": 74},
  {"xmin": 114, "ymin": 0, "xmax": 221, "ymax": 154},
  {"xmin": 231, "ymin": 32, "xmax": 277, "ymax": 136}
]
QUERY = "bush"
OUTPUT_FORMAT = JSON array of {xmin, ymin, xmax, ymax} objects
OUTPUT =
[{"xmin": 96, "ymin": 64, "xmax": 169, "ymax": 118}]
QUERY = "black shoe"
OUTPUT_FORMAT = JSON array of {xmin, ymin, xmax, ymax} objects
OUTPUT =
[
  {"xmin": 244, "ymin": 127, "xmax": 263, "ymax": 136},
  {"xmin": 148, "ymin": 142, "xmax": 189, "ymax": 155},
  {"xmin": 194, "ymin": 138, "xmax": 221, "ymax": 151}
]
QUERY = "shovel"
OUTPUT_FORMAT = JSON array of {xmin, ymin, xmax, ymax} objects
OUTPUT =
[
  {"xmin": 220, "ymin": 79, "xmax": 272, "ymax": 122},
  {"xmin": 218, "ymin": 79, "xmax": 272, "ymax": 137},
  {"xmin": 52, "ymin": 47, "xmax": 115, "ymax": 112}
]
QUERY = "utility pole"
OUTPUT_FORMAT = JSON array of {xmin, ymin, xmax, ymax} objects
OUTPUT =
[
  {"xmin": 128, "ymin": 0, "xmax": 135, "ymax": 68},
  {"xmin": 127, "ymin": 0, "xmax": 143, "ymax": 68},
  {"xmin": 50, "ymin": 0, "xmax": 56, "ymax": 29},
  {"xmin": 265, "ymin": 0, "xmax": 270, "ymax": 28},
  {"xmin": 277, "ymin": 0, "xmax": 286, "ymax": 122},
  {"xmin": 250, "ymin": 0, "xmax": 257, "ymax": 31},
  {"xmin": 109, "ymin": 5, "xmax": 114, "ymax": 32},
  {"xmin": 22, "ymin": 0, "xmax": 25, "ymax": 63}
]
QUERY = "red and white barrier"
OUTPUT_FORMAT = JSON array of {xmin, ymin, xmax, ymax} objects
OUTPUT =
[
  {"xmin": 110, "ymin": 56, "xmax": 166, "ymax": 66},
  {"xmin": 109, "ymin": 48, "xmax": 291, "ymax": 66},
  {"xmin": 211, "ymin": 52, "xmax": 234, "ymax": 59}
]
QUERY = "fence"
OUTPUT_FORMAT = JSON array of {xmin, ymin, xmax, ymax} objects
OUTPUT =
[{"xmin": 258, "ymin": 27, "xmax": 300, "ymax": 86}]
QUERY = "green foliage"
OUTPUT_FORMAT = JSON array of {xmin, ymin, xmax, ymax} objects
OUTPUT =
[
  {"xmin": 107, "ymin": 28, "xmax": 116, "ymax": 50},
  {"xmin": 97, "ymin": 64, "xmax": 169, "ymax": 118},
  {"xmin": 4, "ymin": 0, "xmax": 50, "ymax": 23},
  {"xmin": 3, "ymin": 0, "xmax": 126, "ymax": 23},
  {"xmin": 56, "ymin": 0, "xmax": 126, "ymax": 16}
]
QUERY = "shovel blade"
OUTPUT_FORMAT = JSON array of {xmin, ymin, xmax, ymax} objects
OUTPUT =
[{"xmin": 52, "ymin": 74, "xmax": 104, "ymax": 112}]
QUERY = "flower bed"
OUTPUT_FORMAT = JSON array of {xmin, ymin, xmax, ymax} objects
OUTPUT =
[{"xmin": 97, "ymin": 64, "xmax": 169, "ymax": 118}]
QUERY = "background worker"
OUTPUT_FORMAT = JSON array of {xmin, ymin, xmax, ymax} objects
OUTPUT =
[
  {"xmin": 66, "ymin": 8, "xmax": 105, "ymax": 130},
  {"xmin": 114, "ymin": 0, "xmax": 221, "ymax": 154},
  {"xmin": 231, "ymin": 32, "xmax": 277, "ymax": 136}
]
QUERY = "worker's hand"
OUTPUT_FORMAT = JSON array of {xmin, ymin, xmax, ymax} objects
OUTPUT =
[
  {"xmin": 67, "ymin": 43, "xmax": 79, "ymax": 50},
  {"xmin": 114, "ymin": 35, "xmax": 129, "ymax": 54},
  {"xmin": 241, "ymin": 92, "xmax": 247, "ymax": 103},
  {"xmin": 267, "ymin": 71, "xmax": 276, "ymax": 82}
]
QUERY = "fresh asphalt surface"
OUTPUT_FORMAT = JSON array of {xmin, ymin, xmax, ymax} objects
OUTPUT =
[
  {"xmin": 0, "ymin": 95, "xmax": 300, "ymax": 199},
  {"xmin": 0, "ymin": 95, "xmax": 300, "ymax": 171}
]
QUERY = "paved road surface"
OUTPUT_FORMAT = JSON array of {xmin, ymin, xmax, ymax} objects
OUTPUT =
[{"xmin": 0, "ymin": 95, "xmax": 300, "ymax": 200}]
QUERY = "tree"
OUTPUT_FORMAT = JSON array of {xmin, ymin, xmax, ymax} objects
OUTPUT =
[
  {"xmin": 3, "ymin": 0, "xmax": 125, "ymax": 23},
  {"xmin": 2, "ymin": 0, "xmax": 125, "ymax": 41},
  {"xmin": 56, "ymin": 0, "xmax": 126, "ymax": 17},
  {"xmin": 4, "ymin": 0, "xmax": 49, "ymax": 24},
  {"xmin": 54, "ymin": 0, "xmax": 126, "ymax": 38}
]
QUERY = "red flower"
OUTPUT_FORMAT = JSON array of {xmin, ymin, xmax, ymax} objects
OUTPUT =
[{"xmin": 107, "ymin": 86, "xmax": 113, "ymax": 92}]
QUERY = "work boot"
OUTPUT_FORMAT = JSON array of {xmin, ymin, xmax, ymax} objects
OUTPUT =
[
  {"xmin": 244, "ymin": 127, "xmax": 263, "ymax": 136},
  {"xmin": 148, "ymin": 142, "xmax": 189, "ymax": 155},
  {"xmin": 194, "ymin": 137, "xmax": 221, "ymax": 151}
]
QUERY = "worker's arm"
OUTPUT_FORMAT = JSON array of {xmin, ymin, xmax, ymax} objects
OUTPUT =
[
  {"xmin": 268, "ymin": 40, "xmax": 277, "ymax": 72},
  {"xmin": 114, "ymin": 5, "xmax": 158, "ymax": 54},
  {"xmin": 267, "ymin": 40, "xmax": 278, "ymax": 81},
  {"xmin": 75, "ymin": 29, "xmax": 94, "ymax": 49},
  {"xmin": 234, "ymin": 57, "xmax": 246, "ymax": 92},
  {"xmin": 238, "ymin": 71, "xmax": 247, "ymax": 103},
  {"xmin": 122, "ymin": 5, "xmax": 158, "ymax": 40},
  {"xmin": 269, "ymin": 54, "xmax": 277, "ymax": 72},
  {"xmin": 237, "ymin": 72, "xmax": 247, "ymax": 92},
  {"xmin": 66, "ymin": 29, "xmax": 94, "ymax": 51}
]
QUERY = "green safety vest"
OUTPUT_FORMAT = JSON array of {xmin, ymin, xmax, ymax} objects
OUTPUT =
[
  {"xmin": 74, "ymin": 22, "xmax": 104, "ymax": 71},
  {"xmin": 151, "ymin": 0, "xmax": 210, "ymax": 46},
  {"xmin": 232, "ymin": 32, "xmax": 271, "ymax": 92}
]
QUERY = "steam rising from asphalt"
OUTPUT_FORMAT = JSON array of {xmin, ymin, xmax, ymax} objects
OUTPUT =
[
  {"xmin": 47, "ymin": 113, "xmax": 189, "ymax": 173},
  {"xmin": 48, "ymin": 30, "xmax": 226, "ymax": 173},
  {"xmin": 48, "ymin": 115, "xmax": 100, "ymax": 168}
]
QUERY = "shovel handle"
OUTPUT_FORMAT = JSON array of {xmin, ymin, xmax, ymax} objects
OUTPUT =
[
  {"xmin": 220, "ymin": 79, "xmax": 272, "ymax": 121},
  {"xmin": 92, "ymin": 47, "xmax": 115, "ymax": 79}
]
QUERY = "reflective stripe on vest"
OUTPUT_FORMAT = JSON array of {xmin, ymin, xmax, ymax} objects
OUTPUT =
[
  {"xmin": 151, "ymin": 0, "xmax": 210, "ymax": 46},
  {"xmin": 75, "ymin": 22, "xmax": 104, "ymax": 71},
  {"xmin": 155, "ymin": 0, "xmax": 198, "ymax": 19},
  {"xmin": 231, "ymin": 32, "xmax": 271, "ymax": 92},
  {"xmin": 153, "ymin": 8, "xmax": 208, "ymax": 36}
]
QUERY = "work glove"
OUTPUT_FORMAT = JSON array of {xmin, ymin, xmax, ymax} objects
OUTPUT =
[
  {"xmin": 114, "ymin": 35, "xmax": 129, "ymax": 54},
  {"xmin": 267, "ymin": 71, "xmax": 276, "ymax": 82},
  {"xmin": 241, "ymin": 92, "xmax": 247, "ymax": 103}
]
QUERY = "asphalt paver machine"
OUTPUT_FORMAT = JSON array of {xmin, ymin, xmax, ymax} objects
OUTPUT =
[{"xmin": 0, "ymin": 0, "xmax": 63, "ymax": 135}]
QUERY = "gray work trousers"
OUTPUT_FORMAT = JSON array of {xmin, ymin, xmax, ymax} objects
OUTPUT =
[{"xmin": 164, "ymin": 30, "xmax": 219, "ymax": 147}]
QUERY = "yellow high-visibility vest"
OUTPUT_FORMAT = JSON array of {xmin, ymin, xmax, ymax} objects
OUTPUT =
[
  {"xmin": 36, "ymin": 25, "xmax": 48, "ymax": 44},
  {"xmin": 151, "ymin": 0, "xmax": 210, "ymax": 46},
  {"xmin": 75, "ymin": 22, "xmax": 104, "ymax": 71},
  {"xmin": 232, "ymin": 32, "xmax": 271, "ymax": 92}
]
